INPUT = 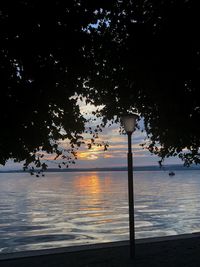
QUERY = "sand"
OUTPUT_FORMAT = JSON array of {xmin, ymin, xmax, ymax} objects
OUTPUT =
[{"xmin": 0, "ymin": 233, "xmax": 199, "ymax": 267}]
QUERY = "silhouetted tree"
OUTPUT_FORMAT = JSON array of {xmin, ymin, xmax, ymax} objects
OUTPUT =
[
  {"xmin": 1, "ymin": 0, "xmax": 200, "ymax": 167},
  {"xmin": 1, "ymin": 0, "xmax": 111, "ymax": 167},
  {"xmin": 81, "ymin": 0, "xmax": 200, "ymax": 165}
]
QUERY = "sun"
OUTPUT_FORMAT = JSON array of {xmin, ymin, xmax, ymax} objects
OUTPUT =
[{"xmin": 78, "ymin": 151, "xmax": 99, "ymax": 160}]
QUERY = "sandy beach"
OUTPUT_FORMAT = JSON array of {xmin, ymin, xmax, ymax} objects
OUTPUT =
[{"xmin": 0, "ymin": 233, "xmax": 199, "ymax": 267}]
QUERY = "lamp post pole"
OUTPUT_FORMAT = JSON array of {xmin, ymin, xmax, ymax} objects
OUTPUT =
[
  {"xmin": 127, "ymin": 132, "xmax": 135, "ymax": 259},
  {"xmin": 121, "ymin": 114, "xmax": 138, "ymax": 259}
]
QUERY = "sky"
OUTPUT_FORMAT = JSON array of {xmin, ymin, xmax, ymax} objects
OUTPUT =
[
  {"xmin": 68, "ymin": 124, "xmax": 181, "ymax": 169},
  {"xmin": 68, "ymin": 100, "xmax": 181, "ymax": 169},
  {"xmin": 0, "ymin": 100, "xmax": 181, "ymax": 171}
]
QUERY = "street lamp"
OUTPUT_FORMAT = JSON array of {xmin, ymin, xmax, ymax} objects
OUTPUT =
[{"xmin": 121, "ymin": 114, "xmax": 138, "ymax": 259}]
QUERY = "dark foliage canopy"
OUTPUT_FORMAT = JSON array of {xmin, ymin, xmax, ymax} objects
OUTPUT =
[{"xmin": 1, "ymin": 0, "xmax": 200, "ymax": 168}]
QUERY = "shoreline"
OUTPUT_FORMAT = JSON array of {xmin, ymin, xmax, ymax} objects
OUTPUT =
[
  {"xmin": 1, "ymin": 164, "xmax": 200, "ymax": 173},
  {"xmin": 1, "ymin": 233, "xmax": 200, "ymax": 266}
]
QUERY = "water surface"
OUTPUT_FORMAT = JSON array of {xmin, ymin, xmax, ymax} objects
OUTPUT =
[{"xmin": 0, "ymin": 170, "xmax": 199, "ymax": 253}]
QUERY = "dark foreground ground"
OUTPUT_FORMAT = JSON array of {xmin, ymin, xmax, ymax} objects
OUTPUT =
[{"xmin": 0, "ymin": 233, "xmax": 199, "ymax": 267}]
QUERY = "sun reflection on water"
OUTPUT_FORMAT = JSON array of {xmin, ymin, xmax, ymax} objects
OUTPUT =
[
  {"xmin": 72, "ymin": 173, "xmax": 114, "ymax": 218},
  {"xmin": 73, "ymin": 173, "xmax": 102, "ymax": 195}
]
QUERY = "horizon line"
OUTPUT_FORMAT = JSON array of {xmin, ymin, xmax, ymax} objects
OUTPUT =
[{"xmin": 0, "ymin": 163, "xmax": 200, "ymax": 173}]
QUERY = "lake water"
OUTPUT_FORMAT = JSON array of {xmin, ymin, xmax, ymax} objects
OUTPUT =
[{"xmin": 0, "ymin": 170, "xmax": 200, "ymax": 253}]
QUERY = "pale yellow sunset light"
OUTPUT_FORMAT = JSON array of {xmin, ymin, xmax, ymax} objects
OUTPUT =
[{"xmin": 78, "ymin": 152, "xmax": 99, "ymax": 160}]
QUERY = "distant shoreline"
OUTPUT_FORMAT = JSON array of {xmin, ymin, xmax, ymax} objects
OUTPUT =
[{"xmin": 0, "ymin": 164, "xmax": 200, "ymax": 173}]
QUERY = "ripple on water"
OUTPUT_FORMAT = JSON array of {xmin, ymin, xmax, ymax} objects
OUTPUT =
[
  {"xmin": 137, "ymin": 209, "xmax": 169, "ymax": 213},
  {"xmin": 135, "ymin": 221, "xmax": 153, "ymax": 228}
]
